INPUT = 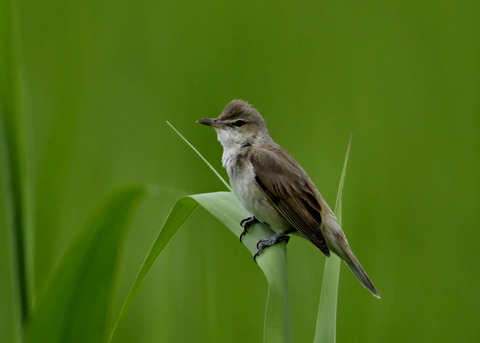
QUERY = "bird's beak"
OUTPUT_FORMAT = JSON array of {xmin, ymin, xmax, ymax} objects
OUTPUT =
[{"xmin": 196, "ymin": 118, "xmax": 228, "ymax": 129}]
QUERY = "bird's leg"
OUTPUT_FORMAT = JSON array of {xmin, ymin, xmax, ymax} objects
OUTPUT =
[
  {"xmin": 254, "ymin": 228, "xmax": 296, "ymax": 261},
  {"xmin": 239, "ymin": 216, "xmax": 259, "ymax": 242}
]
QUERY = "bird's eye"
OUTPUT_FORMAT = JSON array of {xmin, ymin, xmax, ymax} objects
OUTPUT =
[{"xmin": 234, "ymin": 120, "xmax": 246, "ymax": 127}]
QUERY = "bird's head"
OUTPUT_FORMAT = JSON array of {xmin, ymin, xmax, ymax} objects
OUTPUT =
[{"xmin": 197, "ymin": 99, "xmax": 270, "ymax": 149}]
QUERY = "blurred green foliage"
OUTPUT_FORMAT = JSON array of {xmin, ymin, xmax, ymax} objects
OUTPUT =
[
  {"xmin": 26, "ymin": 186, "xmax": 144, "ymax": 343},
  {"xmin": 1, "ymin": 0, "xmax": 479, "ymax": 342}
]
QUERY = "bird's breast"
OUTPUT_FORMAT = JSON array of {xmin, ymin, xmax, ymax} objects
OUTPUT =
[
  {"xmin": 222, "ymin": 149, "xmax": 291, "ymax": 232},
  {"xmin": 223, "ymin": 150, "xmax": 258, "ymax": 211}
]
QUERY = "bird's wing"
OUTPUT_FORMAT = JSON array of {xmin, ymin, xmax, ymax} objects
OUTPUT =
[{"xmin": 249, "ymin": 145, "xmax": 330, "ymax": 256}]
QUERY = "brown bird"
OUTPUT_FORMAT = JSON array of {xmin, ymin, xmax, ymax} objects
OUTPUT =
[{"xmin": 197, "ymin": 99, "xmax": 380, "ymax": 298}]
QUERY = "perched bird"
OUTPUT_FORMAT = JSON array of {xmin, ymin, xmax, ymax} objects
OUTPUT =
[{"xmin": 197, "ymin": 99, "xmax": 380, "ymax": 297}]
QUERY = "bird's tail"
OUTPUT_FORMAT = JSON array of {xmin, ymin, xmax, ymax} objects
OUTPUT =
[{"xmin": 332, "ymin": 233, "xmax": 381, "ymax": 298}]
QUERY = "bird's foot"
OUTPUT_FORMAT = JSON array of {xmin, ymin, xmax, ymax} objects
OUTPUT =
[
  {"xmin": 253, "ymin": 230, "xmax": 294, "ymax": 261},
  {"xmin": 239, "ymin": 216, "xmax": 259, "ymax": 242}
]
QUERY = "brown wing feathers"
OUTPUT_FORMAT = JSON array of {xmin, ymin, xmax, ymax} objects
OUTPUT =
[{"xmin": 250, "ymin": 146, "xmax": 330, "ymax": 256}]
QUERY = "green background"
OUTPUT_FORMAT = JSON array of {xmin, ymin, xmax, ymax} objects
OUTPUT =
[{"xmin": 2, "ymin": 0, "xmax": 479, "ymax": 342}]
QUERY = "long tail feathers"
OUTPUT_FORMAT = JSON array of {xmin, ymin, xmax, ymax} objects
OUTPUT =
[{"xmin": 336, "ymin": 237, "xmax": 381, "ymax": 298}]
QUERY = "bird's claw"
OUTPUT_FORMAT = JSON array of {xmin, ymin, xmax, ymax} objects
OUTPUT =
[
  {"xmin": 239, "ymin": 216, "xmax": 259, "ymax": 242},
  {"xmin": 253, "ymin": 233, "xmax": 291, "ymax": 262}
]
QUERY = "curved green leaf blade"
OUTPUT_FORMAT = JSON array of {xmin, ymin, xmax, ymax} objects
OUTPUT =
[
  {"xmin": 26, "ymin": 185, "xmax": 144, "ymax": 343},
  {"xmin": 110, "ymin": 191, "xmax": 290, "ymax": 343},
  {"xmin": 315, "ymin": 255, "xmax": 340, "ymax": 343},
  {"xmin": 314, "ymin": 136, "xmax": 352, "ymax": 343},
  {"xmin": 108, "ymin": 195, "xmax": 199, "ymax": 342},
  {"xmin": 191, "ymin": 192, "xmax": 290, "ymax": 343}
]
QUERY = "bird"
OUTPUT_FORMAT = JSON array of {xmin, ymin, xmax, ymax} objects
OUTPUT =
[{"xmin": 197, "ymin": 99, "xmax": 380, "ymax": 298}]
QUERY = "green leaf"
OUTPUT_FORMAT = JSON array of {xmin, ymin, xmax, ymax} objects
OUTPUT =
[
  {"xmin": 191, "ymin": 192, "xmax": 290, "ymax": 343},
  {"xmin": 108, "ymin": 195, "xmax": 199, "ymax": 342},
  {"xmin": 314, "ymin": 136, "xmax": 352, "ymax": 343},
  {"xmin": 0, "ymin": 116, "xmax": 22, "ymax": 342},
  {"xmin": 26, "ymin": 186, "xmax": 144, "ymax": 343},
  {"xmin": 109, "ymin": 191, "xmax": 290, "ymax": 343}
]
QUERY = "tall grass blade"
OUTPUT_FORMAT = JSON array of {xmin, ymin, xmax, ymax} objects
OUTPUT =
[
  {"xmin": 109, "ymin": 192, "xmax": 290, "ymax": 343},
  {"xmin": 314, "ymin": 136, "xmax": 352, "ymax": 343},
  {"xmin": 26, "ymin": 186, "xmax": 144, "ymax": 343}
]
